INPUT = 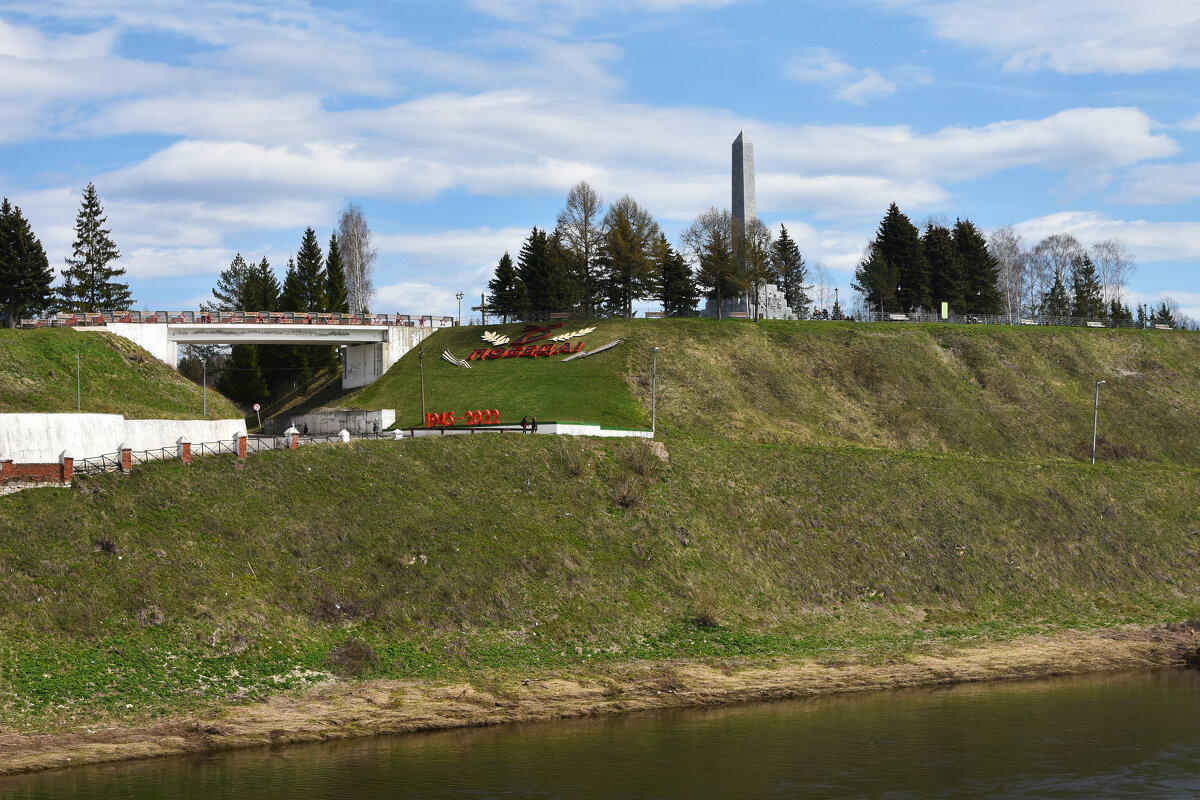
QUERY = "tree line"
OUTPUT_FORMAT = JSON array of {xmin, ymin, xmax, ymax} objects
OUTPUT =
[{"xmin": 485, "ymin": 182, "xmax": 812, "ymax": 322}]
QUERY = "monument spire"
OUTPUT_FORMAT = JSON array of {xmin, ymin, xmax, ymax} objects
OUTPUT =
[{"xmin": 732, "ymin": 131, "xmax": 756, "ymax": 239}]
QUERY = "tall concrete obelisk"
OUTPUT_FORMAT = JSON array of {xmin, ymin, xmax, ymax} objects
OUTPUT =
[{"xmin": 732, "ymin": 131, "xmax": 756, "ymax": 238}]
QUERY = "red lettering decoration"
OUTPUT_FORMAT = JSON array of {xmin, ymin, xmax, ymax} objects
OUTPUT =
[
  {"xmin": 510, "ymin": 323, "xmax": 564, "ymax": 346},
  {"xmin": 467, "ymin": 348, "xmax": 490, "ymax": 360}
]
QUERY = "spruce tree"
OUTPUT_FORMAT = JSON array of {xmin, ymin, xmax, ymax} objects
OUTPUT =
[
  {"xmin": 487, "ymin": 252, "xmax": 523, "ymax": 323},
  {"xmin": 953, "ymin": 219, "xmax": 1002, "ymax": 314},
  {"xmin": 515, "ymin": 227, "xmax": 549, "ymax": 314},
  {"xmin": 597, "ymin": 196, "xmax": 661, "ymax": 318},
  {"xmin": 695, "ymin": 226, "xmax": 742, "ymax": 318},
  {"xmin": 854, "ymin": 204, "xmax": 928, "ymax": 313},
  {"xmin": 1109, "ymin": 299, "xmax": 1133, "ymax": 325},
  {"xmin": 657, "ymin": 235, "xmax": 699, "ymax": 317},
  {"xmin": 924, "ymin": 223, "xmax": 964, "ymax": 314},
  {"xmin": 1151, "ymin": 302, "xmax": 1176, "ymax": 327},
  {"xmin": 284, "ymin": 227, "xmax": 326, "ymax": 311},
  {"xmin": 217, "ymin": 344, "xmax": 268, "ymax": 408},
  {"xmin": 59, "ymin": 183, "xmax": 131, "ymax": 311},
  {"xmin": 770, "ymin": 224, "xmax": 809, "ymax": 312},
  {"xmin": 1040, "ymin": 274, "xmax": 1072, "ymax": 318},
  {"xmin": 245, "ymin": 258, "xmax": 280, "ymax": 311},
  {"xmin": 1070, "ymin": 254, "xmax": 1105, "ymax": 319},
  {"xmin": 325, "ymin": 233, "xmax": 350, "ymax": 314},
  {"xmin": 0, "ymin": 199, "xmax": 54, "ymax": 326}
]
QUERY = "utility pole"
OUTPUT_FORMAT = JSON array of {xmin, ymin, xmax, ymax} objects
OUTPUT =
[
  {"xmin": 456, "ymin": 292, "xmax": 464, "ymax": 327},
  {"xmin": 76, "ymin": 349, "xmax": 80, "ymax": 411},
  {"xmin": 651, "ymin": 346, "xmax": 659, "ymax": 435},
  {"xmin": 418, "ymin": 346, "xmax": 426, "ymax": 421},
  {"xmin": 1091, "ymin": 379, "xmax": 1106, "ymax": 464}
]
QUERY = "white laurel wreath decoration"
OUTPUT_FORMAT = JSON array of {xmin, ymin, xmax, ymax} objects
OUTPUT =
[
  {"xmin": 441, "ymin": 350, "xmax": 471, "ymax": 369},
  {"xmin": 549, "ymin": 326, "xmax": 596, "ymax": 342},
  {"xmin": 481, "ymin": 330, "xmax": 510, "ymax": 345}
]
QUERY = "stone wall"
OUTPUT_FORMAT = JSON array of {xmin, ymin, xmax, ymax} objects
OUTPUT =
[{"xmin": 0, "ymin": 413, "xmax": 246, "ymax": 463}]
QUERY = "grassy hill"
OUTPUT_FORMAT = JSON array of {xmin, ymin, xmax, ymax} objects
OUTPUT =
[
  {"xmin": 0, "ymin": 328, "xmax": 239, "ymax": 420},
  {"xmin": 352, "ymin": 319, "xmax": 1200, "ymax": 464},
  {"xmin": 2, "ymin": 319, "xmax": 1199, "ymax": 735}
]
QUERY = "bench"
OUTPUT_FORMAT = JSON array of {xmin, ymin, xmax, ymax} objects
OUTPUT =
[
  {"xmin": 644, "ymin": 311, "xmax": 665, "ymax": 318},
  {"xmin": 1085, "ymin": 321, "xmax": 1105, "ymax": 328},
  {"xmin": 887, "ymin": 313, "xmax": 910, "ymax": 322},
  {"xmin": 548, "ymin": 312, "xmax": 571, "ymax": 320},
  {"xmin": 1020, "ymin": 318, "xmax": 1037, "ymax": 325},
  {"xmin": 727, "ymin": 311, "xmax": 749, "ymax": 318},
  {"xmin": 1154, "ymin": 324, "xmax": 1173, "ymax": 330}
]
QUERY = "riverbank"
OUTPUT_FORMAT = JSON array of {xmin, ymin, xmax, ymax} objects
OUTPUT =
[{"xmin": 3, "ymin": 625, "xmax": 1196, "ymax": 777}]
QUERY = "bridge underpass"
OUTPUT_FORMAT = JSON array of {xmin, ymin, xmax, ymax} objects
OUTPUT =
[{"xmin": 102, "ymin": 321, "xmax": 435, "ymax": 389}]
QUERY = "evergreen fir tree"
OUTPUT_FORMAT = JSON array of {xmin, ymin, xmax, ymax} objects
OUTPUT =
[
  {"xmin": 924, "ymin": 223, "xmax": 964, "ymax": 314},
  {"xmin": 245, "ymin": 258, "xmax": 280, "ymax": 311},
  {"xmin": 59, "ymin": 183, "xmax": 131, "ymax": 311},
  {"xmin": 657, "ymin": 235, "xmax": 699, "ymax": 316},
  {"xmin": 516, "ymin": 227, "xmax": 550, "ymax": 314},
  {"xmin": 854, "ymin": 204, "xmax": 928, "ymax": 312},
  {"xmin": 1040, "ymin": 273, "xmax": 1072, "ymax": 318},
  {"xmin": 1109, "ymin": 299, "xmax": 1133, "ymax": 325},
  {"xmin": 216, "ymin": 344, "xmax": 268, "ymax": 408},
  {"xmin": 1136, "ymin": 303, "xmax": 1148, "ymax": 327},
  {"xmin": 287, "ymin": 227, "xmax": 326, "ymax": 311},
  {"xmin": 770, "ymin": 224, "xmax": 809, "ymax": 312},
  {"xmin": 695, "ymin": 226, "xmax": 742, "ymax": 318},
  {"xmin": 325, "ymin": 234, "xmax": 350, "ymax": 314},
  {"xmin": 953, "ymin": 219, "xmax": 1002, "ymax": 314},
  {"xmin": 487, "ymin": 252, "xmax": 523, "ymax": 323},
  {"xmin": 1070, "ymin": 254, "xmax": 1105, "ymax": 319},
  {"xmin": 1151, "ymin": 301, "xmax": 1176, "ymax": 327},
  {"xmin": 852, "ymin": 243, "xmax": 895, "ymax": 314},
  {"xmin": 0, "ymin": 199, "xmax": 54, "ymax": 326},
  {"xmin": 596, "ymin": 196, "xmax": 661, "ymax": 317}
]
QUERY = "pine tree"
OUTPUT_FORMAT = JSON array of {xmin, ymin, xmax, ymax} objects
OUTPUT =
[
  {"xmin": 852, "ymin": 243, "xmax": 895, "ymax": 314},
  {"xmin": 953, "ymin": 219, "xmax": 1002, "ymax": 314},
  {"xmin": 487, "ymin": 252, "xmax": 523, "ymax": 323},
  {"xmin": 59, "ymin": 183, "xmax": 131, "ymax": 311},
  {"xmin": 924, "ymin": 223, "xmax": 964, "ymax": 314},
  {"xmin": 1040, "ymin": 274, "xmax": 1071, "ymax": 318},
  {"xmin": 1151, "ymin": 301, "xmax": 1176, "ymax": 327},
  {"xmin": 0, "ymin": 199, "xmax": 54, "ymax": 326},
  {"xmin": 657, "ymin": 236, "xmax": 698, "ymax": 316},
  {"xmin": 854, "ymin": 204, "xmax": 928, "ymax": 312},
  {"xmin": 1070, "ymin": 254, "xmax": 1105, "ymax": 319},
  {"xmin": 515, "ymin": 227, "xmax": 549, "ymax": 314},
  {"xmin": 245, "ymin": 258, "xmax": 280, "ymax": 312},
  {"xmin": 325, "ymin": 234, "xmax": 350, "ymax": 314},
  {"xmin": 209, "ymin": 253, "xmax": 254, "ymax": 310},
  {"xmin": 283, "ymin": 227, "xmax": 326, "ymax": 311},
  {"xmin": 1109, "ymin": 299, "xmax": 1133, "ymax": 325},
  {"xmin": 770, "ymin": 224, "xmax": 809, "ymax": 312}
]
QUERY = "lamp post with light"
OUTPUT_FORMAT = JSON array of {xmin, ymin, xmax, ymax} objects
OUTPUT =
[
  {"xmin": 1091, "ymin": 379, "xmax": 1106, "ymax": 464},
  {"xmin": 455, "ymin": 292, "xmax": 464, "ymax": 326},
  {"xmin": 651, "ymin": 347, "xmax": 660, "ymax": 435}
]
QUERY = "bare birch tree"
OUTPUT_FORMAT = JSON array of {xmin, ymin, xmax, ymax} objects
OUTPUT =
[
  {"xmin": 554, "ymin": 181, "xmax": 604, "ymax": 315},
  {"xmin": 336, "ymin": 203, "xmax": 377, "ymax": 314},
  {"xmin": 810, "ymin": 261, "xmax": 833, "ymax": 315},
  {"xmin": 1090, "ymin": 237, "xmax": 1136, "ymax": 306},
  {"xmin": 1028, "ymin": 234, "xmax": 1084, "ymax": 315},
  {"xmin": 987, "ymin": 226, "xmax": 1026, "ymax": 322}
]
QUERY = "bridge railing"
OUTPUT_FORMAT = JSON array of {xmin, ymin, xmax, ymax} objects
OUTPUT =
[{"xmin": 19, "ymin": 311, "xmax": 456, "ymax": 329}]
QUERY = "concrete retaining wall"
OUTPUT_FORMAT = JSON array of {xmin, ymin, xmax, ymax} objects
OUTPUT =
[
  {"xmin": 407, "ymin": 422, "xmax": 652, "ymax": 439},
  {"xmin": 264, "ymin": 409, "xmax": 395, "ymax": 436},
  {"xmin": 0, "ymin": 413, "xmax": 246, "ymax": 462}
]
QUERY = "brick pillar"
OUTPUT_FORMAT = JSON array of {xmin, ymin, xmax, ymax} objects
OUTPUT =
[
  {"xmin": 284, "ymin": 426, "xmax": 299, "ymax": 449},
  {"xmin": 236, "ymin": 434, "xmax": 247, "ymax": 459},
  {"xmin": 118, "ymin": 443, "xmax": 132, "ymax": 474},
  {"xmin": 177, "ymin": 436, "xmax": 191, "ymax": 464},
  {"xmin": 60, "ymin": 450, "xmax": 74, "ymax": 483},
  {"xmin": 1, "ymin": 459, "xmax": 12, "ymax": 479}
]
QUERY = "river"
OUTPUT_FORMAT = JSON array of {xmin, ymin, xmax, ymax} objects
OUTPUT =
[{"xmin": 4, "ymin": 668, "xmax": 1199, "ymax": 799}]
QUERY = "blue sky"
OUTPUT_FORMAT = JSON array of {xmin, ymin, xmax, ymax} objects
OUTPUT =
[{"xmin": 1, "ymin": 0, "xmax": 1198, "ymax": 318}]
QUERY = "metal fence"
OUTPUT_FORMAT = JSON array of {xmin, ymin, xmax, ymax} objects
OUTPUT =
[
  {"xmin": 19, "ymin": 310, "xmax": 456, "ymax": 329},
  {"xmin": 74, "ymin": 452, "xmax": 123, "ymax": 475}
]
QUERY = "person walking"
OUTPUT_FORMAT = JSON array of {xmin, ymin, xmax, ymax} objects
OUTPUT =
[
  {"xmin": 520, "ymin": 415, "xmax": 528, "ymax": 433},
  {"xmin": 531, "ymin": 416, "xmax": 538, "ymax": 433}
]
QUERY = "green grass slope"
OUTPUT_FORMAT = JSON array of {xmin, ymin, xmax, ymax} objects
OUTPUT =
[
  {"xmin": 2, "ymin": 319, "xmax": 1199, "ymax": 732},
  {"xmin": 353, "ymin": 320, "xmax": 1200, "ymax": 464},
  {"xmin": 0, "ymin": 328, "xmax": 239, "ymax": 419},
  {"xmin": 1, "ymin": 436, "xmax": 1198, "ymax": 729}
]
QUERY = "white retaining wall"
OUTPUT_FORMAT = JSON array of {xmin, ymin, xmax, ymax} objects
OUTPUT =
[
  {"xmin": 0, "ymin": 413, "xmax": 246, "ymax": 463},
  {"xmin": 407, "ymin": 422, "xmax": 652, "ymax": 439},
  {"xmin": 265, "ymin": 409, "xmax": 396, "ymax": 436}
]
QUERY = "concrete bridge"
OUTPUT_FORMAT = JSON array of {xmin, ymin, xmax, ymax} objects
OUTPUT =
[{"xmin": 28, "ymin": 311, "xmax": 451, "ymax": 389}]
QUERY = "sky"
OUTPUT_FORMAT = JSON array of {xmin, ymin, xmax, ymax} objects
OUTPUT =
[{"xmin": 1, "ymin": 0, "xmax": 1198, "ymax": 320}]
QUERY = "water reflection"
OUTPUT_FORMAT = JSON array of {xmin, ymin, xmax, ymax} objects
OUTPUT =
[{"xmin": 4, "ymin": 668, "xmax": 1199, "ymax": 799}]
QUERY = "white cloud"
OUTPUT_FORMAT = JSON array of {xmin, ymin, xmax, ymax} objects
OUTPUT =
[
  {"xmin": 121, "ymin": 247, "xmax": 235, "ymax": 279},
  {"xmin": 1013, "ymin": 212, "xmax": 1200, "ymax": 264},
  {"xmin": 1118, "ymin": 162, "xmax": 1200, "ymax": 205},
  {"xmin": 373, "ymin": 281, "xmax": 467, "ymax": 316},
  {"xmin": 879, "ymin": 0, "xmax": 1200, "ymax": 74},
  {"xmin": 1181, "ymin": 113, "xmax": 1200, "ymax": 131},
  {"xmin": 784, "ymin": 48, "xmax": 928, "ymax": 105}
]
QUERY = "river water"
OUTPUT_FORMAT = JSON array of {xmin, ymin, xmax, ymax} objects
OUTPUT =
[{"xmin": 4, "ymin": 668, "xmax": 1200, "ymax": 799}]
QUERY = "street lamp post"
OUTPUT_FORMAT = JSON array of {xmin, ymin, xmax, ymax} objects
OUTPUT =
[
  {"xmin": 1091, "ymin": 380, "xmax": 1106, "ymax": 464},
  {"xmin": 455, "ymin": 292, "xmax": 464, "ymax": 326},
  {"xmin": 651, "ymin": 346, "xmax": 659, "ymax": 435}
]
